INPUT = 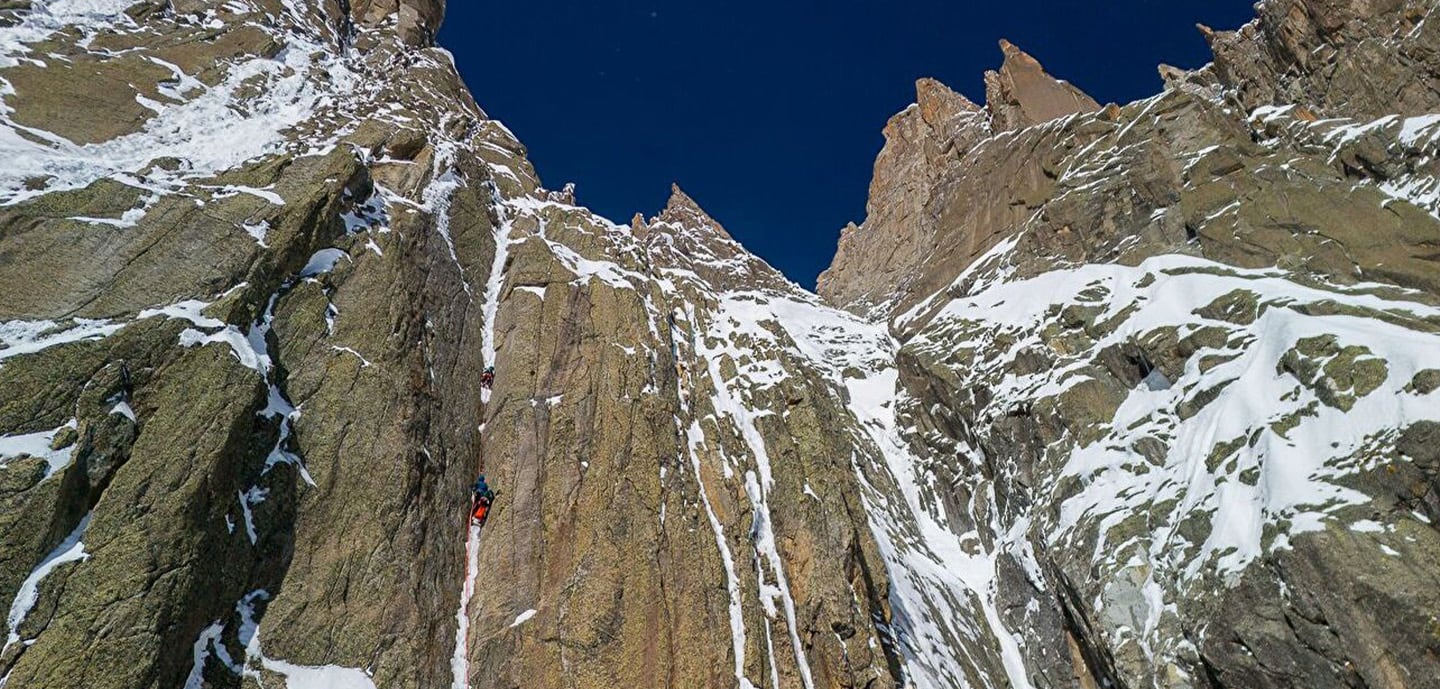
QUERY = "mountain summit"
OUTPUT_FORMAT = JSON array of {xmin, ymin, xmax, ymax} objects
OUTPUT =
[
  {"xmin": 983, "ymin": 39, "xmax": 1101, "ymax": 131},
  {"xmin": 1, "ymin": 1, "xmax": 1439, "ymax": 689}
]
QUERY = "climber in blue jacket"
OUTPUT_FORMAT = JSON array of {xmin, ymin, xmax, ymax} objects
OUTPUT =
[{"xmin": 471, "ymin": 474, "xmax": 496, "ymax": 525}]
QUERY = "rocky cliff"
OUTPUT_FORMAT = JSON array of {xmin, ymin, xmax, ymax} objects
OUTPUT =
[
  {"xmin": 820, "ymin": 1, "xmax": 1440, "ymax": 688},
  {"xmin": 0, "ymin": 2, "xmax": 899, "ymax": 687},
  {"xmin": 1, "ymin": 1, "xmax": 1438, "ymax": 689}
]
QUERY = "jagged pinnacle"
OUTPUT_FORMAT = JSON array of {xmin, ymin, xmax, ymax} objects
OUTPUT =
[
  {"xmin": 914, "ymin": 77, "xmax": 981, "ymax": 127},
  {"xmin": 664, "ymin": 182, "xmax": 702, "ymax": 215},
  {"xmin": 655, "ymin": 183, "xmax": 735, "ymax": 241},
  {"xmin": 983, "ymin": 39, "xmax": 1100, "ymax": 131}
]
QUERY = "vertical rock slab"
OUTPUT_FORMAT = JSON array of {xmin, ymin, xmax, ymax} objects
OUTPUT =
[
  {"xmin": 984, "ymin": 40, "xmax": 1101, "ymax": 132},
  {"xmin": 458, "ymin": 188, "xmax": 904, "ymax": 689},
  {"xmin": 816, "ymin": 79, "xmax": 987, "ymax": 317},
  {"xmin": 2, "ymin": 344, "xmax": 270, "ymax": 689}
]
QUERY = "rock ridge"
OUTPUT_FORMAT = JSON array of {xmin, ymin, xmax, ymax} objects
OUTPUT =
[
  {"xmin": 984, "ymin": 39, "xmax": 1102, "ymax": 131},
  {"xmin": 815, "ymin": 0, "xmax": 1440, "ymax": 686},
  {"xmin": 817, "ymin": 39, "xmax": 1103, "ymax": 315}
]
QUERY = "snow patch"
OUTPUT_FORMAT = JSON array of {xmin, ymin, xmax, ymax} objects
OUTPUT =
[
  {"xmin": 509, "ymin": 609, "xmax": 537, "ymax": 628},
  {"xmin": 258, "ymin": 660, "xmax": 377, "ymax": 689},
  {"xmin": 300, "ymin": 248, "xmax": 349, "ymax": 278},
  {"xmin": 0, "ymin": 419, "xmax": 79, "ymax": 479},
  {"xmin": 0, "ymin": 319, "xmax": 123, "ymax": 364},
  {"xmin": 110, "ymin": 400, "xmax": 137, "ymax": 421}
]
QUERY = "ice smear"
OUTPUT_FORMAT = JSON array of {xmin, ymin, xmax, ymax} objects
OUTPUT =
[
  {"xmin": 331, "ymin": 345, "xmax": 374, "ymax": 367},
  {"xmin": 684, "ymin": 418, "xmax": 756, "ymax": 689},
  {"xmin": 341, "ymin": 188, "xmax": 390, "ymax": 235},
  {"xmin": 3, "ymin": 513, "xmax": 92, "ymax": 653},
  {"xmin": 299, "ymin": 248, "xmax": 349, "ymax": 278},
  {"xmin": 421, "ymin": 144, "xmax": 472, "ymax": 295},
  {"xmin": 236, "ymin": 589, "xmax": 266, "ymax": 653},
  {"xmin": 238, "ymin": 488, "xmax": 267, "ymax": 544},
  {"xmin": 249, "ymin": 285, "xmax": 314, "ymax": 486},
  {"xmin": 139, "ymin": 287, "xmax": 316, "ymax": 488},
  {"xmin": 237, "ymin": 590, "xmax": 375, "ymax": 689},
  {"xmin": 258, "ymin": 660, "xmax": 377, "ymax": 689},
  {"xmin": 138, "ymin": 299, "xmax": 226, "ymax": 328},
  {"xmin": 178, "ymin": 326, "xmax": 267, "ymax": 373},
  {"xmin": 451, "ymin": 523, "xmax": 480, "ymax": 689},
  {"xmin": 242, "ymin": 220, "xmax": 270, "ymax": 247},
  {"xmin": 183, "ymin": 623, "xmax": 226, "ymax": 689},
  {"xmin": 451, "ymin": 177, "xmax": 516, "ymax": 689},
  {"xmin": 110, "ymin": 400, "xmax": 137, "ymax": 421},
  {"xmin": 481, "ymin": 181, "xmax": 516, "ymax": 381}
]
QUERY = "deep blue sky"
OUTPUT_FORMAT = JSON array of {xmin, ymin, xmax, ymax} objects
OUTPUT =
[{"xmin": 439, "ymin": 1, "xmax": 1256, "ymax": 288}]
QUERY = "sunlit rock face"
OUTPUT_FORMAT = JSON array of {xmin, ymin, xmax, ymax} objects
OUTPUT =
[
  {"xmin": 816, "ymin": 77, "xmax": 988, "ymax": 319},
  {"xmin": 0, "ymin": 2, "xmax": 895, "ymax": 687},
  {"xmin": 983, "ymin": 39, "xmax": 1101, "ymax": 132},
  {"xmin": 349, "ymin": 0, "xmax": 444, "ymax": 45},
  {"xmin": 1, "ymin": 1, "xmax": 1439, "ymax": 689},
  {"xmin": 817, "ymin": 0, "xmax": 1440, "ymax": 687},
  {"xmin": 1201, "ymin": 0, "xmax": 1440, "ymax": 120}
]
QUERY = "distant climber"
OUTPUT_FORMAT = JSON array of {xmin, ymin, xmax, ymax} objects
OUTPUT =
[
  {"xmin": 471, "ymin": 474, "xmax": 496, "ymax": 526},
  {"xmin": 480, "ymin": 365, "xmax": 495, "ymax": 390}
]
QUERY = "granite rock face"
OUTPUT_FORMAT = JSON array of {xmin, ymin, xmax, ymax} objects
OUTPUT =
[
  {"xmin": 465, "ymin": 184, "xmax": 904, "ymax": 689},
  {"xmin": 984, "ymin": 40, "xmax": 1101, "ymax": 132},
  {"xmin": 349, "ymin": 0, "xmax": 444, "ymax": 45},
  {"xmin": 816, "ymin": 79, "xmax": 987, "ymax": 318},
  {"xmin": 0, "ymin": 2, "xmax": 901, "ymax": 689},
  {"xmin": 1, "ymin": 0, "xmax": 1439, "ymax": 689},
  {"xmin": 818, "ymin": 0, "xmax": 1440, "ymax": 687},
  {"xmin": 816, "ymin": 39, "xmax": 1106, "ymax": 319},
  {"xmin": 1202, "ymin": 0, "xmax": 1440, "ymax": 120},
  {"xmin": 0, "ymin": 2, "xmax": 496, "ymax": 687}
]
